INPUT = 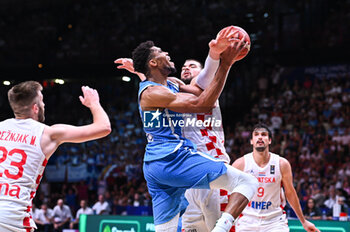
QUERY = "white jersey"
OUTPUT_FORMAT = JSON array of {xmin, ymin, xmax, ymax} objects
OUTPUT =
[
  {"xmin": 0, "ymin": 118, "xmax": 47, "ymax": 231},
  {"xmin": 241, "ymin": 152, "xmax": 285, "ymax": 219},
  {"xmin": 182, "ymin": 102, "xmax": 230, "ymax": 232},
  {"xmin": 182, "ymin": 101, "xmax": 230, "ymax": 163}
]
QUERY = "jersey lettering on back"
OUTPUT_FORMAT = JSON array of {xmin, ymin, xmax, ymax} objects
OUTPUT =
[{"xmin": 0, "ymin": 118, "xmax": 47, "ymax": 230}]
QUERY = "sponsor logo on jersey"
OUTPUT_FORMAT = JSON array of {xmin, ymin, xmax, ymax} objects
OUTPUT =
[
  {"xmin": 0, "ymin": 183, "xmax": 20, "ymax": 198},
  {"xmin": 248, "ymin": 201, "xmax": 272, "ymax": 210},
  {"xmin": 270, "ymin": 165, "xmax": 275, "ymax": 174}
]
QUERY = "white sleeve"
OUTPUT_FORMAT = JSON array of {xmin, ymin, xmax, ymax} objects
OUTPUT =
[{"xmin": 195, "ymin": 55, "xmax": 220, "ymax": 90}]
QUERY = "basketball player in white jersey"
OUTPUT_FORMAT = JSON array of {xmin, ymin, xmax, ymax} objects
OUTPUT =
[
  {"xmin": 232, "ymin": 124, "xmax": 319, "ymax": 232},
  {"xmin": 115, "ymin": 41, "xmax": 235, "ymax": 232},
  {"xmin": 0, "ymin": 81, "xmax": 111, "ymax": 232}
]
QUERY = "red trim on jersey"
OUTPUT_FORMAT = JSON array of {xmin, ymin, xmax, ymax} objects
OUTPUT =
[
  {"xmin": 220, "ymin": 189, "xmax": 228, "ymax": 196},
  {"xmin": 30, "ymin": 191, "xmax": 35, "ymax": 199},
  {"xmin": 200, "ymin": 129, "xmax": 208, "ymax": 136},
  {"xmin": 216, "ymin": 148, "xmax": 223, "ymax": 155},
  {"xmin": 26, "ymin": 205, "xmax": 32, "ymax": 212},
  {"xmin": 209, "ymin": 136, "xmax": 217, "ymax": 143},
  {"xmin": 205, "ymin": 142, "xmax": 215, "ymax": 151},
  {"xmin": 26, "ymin": 228, "xmax": 32, "ymax": 232},
  {"xmin": 42, "ymin": 159, "xmax": 48, "ymax": 167},
  {"xmin": 220, "ymin": 203, "xmax": 228, "ymax": 211},
  {"xmin": 35, "ymin": 174, "xmax": 42, "ymax": 184},
  {"xmin": 23, "ymin": 217, "xmax": 30, "ymax": 227}
]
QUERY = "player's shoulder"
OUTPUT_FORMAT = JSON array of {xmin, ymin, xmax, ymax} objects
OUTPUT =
[
  {"xmin": 278, "ymin": 156, "xmax": 291, "ymax": 169},
  {"xmin": 232, "ymin": 156, "xmax": 245, "ymax": 170},
  {"xmin": 270, "ymin": 152, "xmax": 283, "ymax": 162},
  {"xmin": 142, "ymin": 85, "xmax": 175, "ymax": 99}
]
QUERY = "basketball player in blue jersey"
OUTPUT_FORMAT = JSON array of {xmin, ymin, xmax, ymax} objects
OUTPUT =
[
  {"xmin": 131, "ymin": 27, "xmax": 258, "ymax": 232},
  {"xmin": 116, "ymin": 53, "xmax": 234, "ymax": 231}
]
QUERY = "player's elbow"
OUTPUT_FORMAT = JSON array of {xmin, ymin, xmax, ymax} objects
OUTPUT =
[
  {"xmin": 101, "ymin": 124, "xmax": 112, "ymax": 136},
  {"xmin": 96, "ymin": 122, "xmax": 112, "ymax": 138},
  {"xmin": 194, "ymin": 100, "xmax": 215, "ymax": 113}
]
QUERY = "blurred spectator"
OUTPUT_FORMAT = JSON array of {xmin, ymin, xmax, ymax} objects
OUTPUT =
[
  {"xmin": 32, "ymin": 204, "xmax": 40, "ymax": 226},
  {"xmin": 52, "ymin": 199, "xmax": 72, "ymax": 232},
  {"xmin": 35, "ymin": 204, "xmax": 54, "ymax": 232},
  {"xmin": 65, "ymin": 186, "xmax": 78, "ymax": 212},
  {"xmin": 92, "ymin": 194, "xmax": 110, "ymax": 215},
  {"xmin": 331, "ymin": 196, "xmax": 349, "ymax": 220},
  {"xmin": 69, "ymin": 200, "xmax": 93, "ymax": 229},
  {"xmin": 303, "ymin": 198, "xmax": 322, "ymax": 220},
  {"xmin": 324, "ymin": 186, "xmax": 337, "ymax": 210}
]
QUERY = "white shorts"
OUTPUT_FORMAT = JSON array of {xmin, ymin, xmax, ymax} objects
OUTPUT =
[
  {"xmin": 182, "ymin": 188, "xmax": 229, "ymax": 232},
  {"xmin": 235, "ymin": 214, "xmax": 289, "ymax": 232}
]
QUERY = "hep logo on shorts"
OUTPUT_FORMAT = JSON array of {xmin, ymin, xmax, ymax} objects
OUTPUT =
[{"xmin": 143, "ymin": 109, "xmax": 162, "ymax": 128}]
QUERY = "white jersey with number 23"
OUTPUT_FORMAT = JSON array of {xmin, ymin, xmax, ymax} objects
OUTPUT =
[{"xmin": 0, "ymin": 118, "xmax": 47, "ymax": 232}]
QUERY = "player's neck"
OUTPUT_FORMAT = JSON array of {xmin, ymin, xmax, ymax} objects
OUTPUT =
[
  {"xmin": 148, "ymin": 71, "xmax": 168, "ymax": 85},
  {"xmin": 15, "ymin": 114, "xmax": 34, "ymax": 120},
  {"xmin": 252, "ymin": 150, "xmax": 270, "ymax": 167}
]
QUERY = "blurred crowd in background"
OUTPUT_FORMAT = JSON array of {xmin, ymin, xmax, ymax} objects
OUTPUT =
[{"xmin": 1, "ymin": 68, "xmax": 350, "ymax": 231}]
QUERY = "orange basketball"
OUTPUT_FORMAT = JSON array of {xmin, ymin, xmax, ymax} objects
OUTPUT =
[{"xmin": 218, "ymin": 26, "xmax": 251, "ymax": 61}]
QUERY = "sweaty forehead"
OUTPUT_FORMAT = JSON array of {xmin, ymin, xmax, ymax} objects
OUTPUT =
[
  {"xmin": 183, "ymin": 60, "xmax": 201, "ymax": 67},
  {"xmin": 37, "ymin": 90, "xmax": 43, "ymax": 99}
]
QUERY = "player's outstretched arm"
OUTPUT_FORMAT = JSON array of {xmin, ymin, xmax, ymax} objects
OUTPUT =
[
  {"xmin": 196, "ymin": 26, "xmax": 240, "ymax": 91},
  {"xmin": 140, "ymin": 39, "xmax": 248, "ymax": 113},
  {"xmin": 280, "ymin": 158, "xmax": 320, "ymax": 232},
  {"xmin": 41, "ymin": 86, "xmax": 111, "ymax": 159},
  {"xmin": 114, "ymin": 58, "xmax": 147, "ymax": 81}
]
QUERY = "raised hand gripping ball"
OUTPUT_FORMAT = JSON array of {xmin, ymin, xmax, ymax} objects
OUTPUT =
[{"xmin": 218, "ymin": 26, "xmax": 251, "ymax": 61}]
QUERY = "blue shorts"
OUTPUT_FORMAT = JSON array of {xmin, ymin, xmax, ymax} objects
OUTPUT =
[{"xmin": 143, "ymin": 147, "xmax": 227, "ymax": 225}]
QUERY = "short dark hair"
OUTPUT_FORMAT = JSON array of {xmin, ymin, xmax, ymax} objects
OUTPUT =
[
  {"xmin": 184, "ymin": 59, "xmax": 203, "ymax": 69},
  {"xmin": 132, "ymin": 41, "xmax": 155, "ymax": 75},
  {"xmin": 251, "ymin": 123, "xmax": 272, "ymax": 141},
  {"xmin": 8, "ymin": 81, "xmax": 43, "ymax": 117}
]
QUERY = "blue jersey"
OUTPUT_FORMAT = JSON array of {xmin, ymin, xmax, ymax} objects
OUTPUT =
[{"xmin": 138, "ymin": 80, "xmax": 195, "ymax": 161}]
